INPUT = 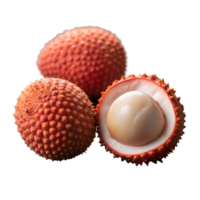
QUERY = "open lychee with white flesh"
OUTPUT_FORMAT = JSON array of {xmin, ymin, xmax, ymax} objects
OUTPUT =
[{"xmin": 96, "ymin": 74, "xmax": 186, "ymax": 165}]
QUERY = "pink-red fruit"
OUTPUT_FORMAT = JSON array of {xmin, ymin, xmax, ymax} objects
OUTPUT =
[
  {"xmin": 37, "ymin": 26, "xmax": 126, "ymax": 99},
  {"xmin": 14, "ymin": 78, "xmax": 96, "ymax": 161}
]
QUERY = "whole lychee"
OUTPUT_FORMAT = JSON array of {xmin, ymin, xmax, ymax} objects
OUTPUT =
[
  {"xmin": 37, "ymin": 26, "xmax": 126, "ymax": 99},
  {"xmin": 14, "ymin": 78, "xmax": 96, "ymax": 161}
]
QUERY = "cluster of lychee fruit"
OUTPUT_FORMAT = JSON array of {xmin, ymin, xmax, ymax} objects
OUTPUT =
[{"xmin": 14, "ymin": 26, "xmax": 186, "ymax": 165}]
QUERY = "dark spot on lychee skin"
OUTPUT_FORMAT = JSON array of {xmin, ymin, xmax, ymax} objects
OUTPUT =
[{"xmin": 25, "ymin": 109, "xmax": 29, "ymax": 113}]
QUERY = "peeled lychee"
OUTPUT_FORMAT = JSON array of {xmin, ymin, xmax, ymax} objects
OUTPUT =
[
  {"xmin": 37, "ymin": 26, "xmax": 126, "ymax": 99},
  {"xmin": 96, "ymin": 74, "xmax": 186, "ymax": 165},
  {"xmin": 14, "ymin": 78, "xmax": 96, "ymax": 161}
]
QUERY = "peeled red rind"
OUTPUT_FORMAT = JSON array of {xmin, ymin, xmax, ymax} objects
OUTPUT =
[{"xmin": 96, "ymin": 74, "xmax": 186, "ymax": 165}]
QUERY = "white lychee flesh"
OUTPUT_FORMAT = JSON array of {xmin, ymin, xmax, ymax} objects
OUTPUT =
[
  {"xmin": 98, "ymin": 78, "xmax": 176, "ymax": 155},
  {"xmin": 107, "ymin": 91, "xmax": 165, "ymax": 147}
]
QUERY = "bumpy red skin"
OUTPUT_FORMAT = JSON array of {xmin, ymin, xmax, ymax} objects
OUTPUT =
[
  {"xmin": 14, "ymin": 78, "xmax": 96, "ymax": 161},
  {"xmin": 96, "ymin": 74, "xmax": 186, "ymax": 165},
  {"xmin": 37, "ymin": 27, "xmax": 126, "ymax": 99}
]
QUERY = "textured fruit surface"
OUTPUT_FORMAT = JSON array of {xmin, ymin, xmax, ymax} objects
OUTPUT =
[
  {"xmin": 96, "ymin": 74, "xmax": 186, "ymax": 165},
  {"xmin": 14, "ymin": 78, "xmax": 96, "ymax": 161},
  {"xmin": 37, "ymin": 26, "xmax": 126, "ymax": 99}
]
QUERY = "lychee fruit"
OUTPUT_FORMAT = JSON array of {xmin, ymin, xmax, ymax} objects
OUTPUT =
[
  {"xmin": 37, "ymin": 26, "xmax": 126, "ymax": 99},
  {"xmin": 96, "ymin": 74, "xmax": 186, "ymax": 165},
  {"xmin": 14, "ymin": 78, "xmax": 96, "ymax": 161}
]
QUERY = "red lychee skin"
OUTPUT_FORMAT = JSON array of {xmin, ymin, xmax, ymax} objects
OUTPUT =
[
  {"xmin": 95, "ymin": 72, "xmax": 188, "ymax": 167},
  {"xmin": 37, "ymin": 26, "xmax": 126, "ymax": 99},
  {"xmin": 14, "ymin": 78, "xmax": 96, "ymax": 161}
]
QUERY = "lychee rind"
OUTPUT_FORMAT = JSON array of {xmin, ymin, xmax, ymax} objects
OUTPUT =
[
  {"xmin": 14, "ymin": 78, "xmax": 96, "ymax": 161},
  {"xmin": 96, "ymin": 74, "xmax": 186, "ymax": 165},
  {"xmin": 37, "ymin": 26, "xmax": 126, "ymax": 99}
]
